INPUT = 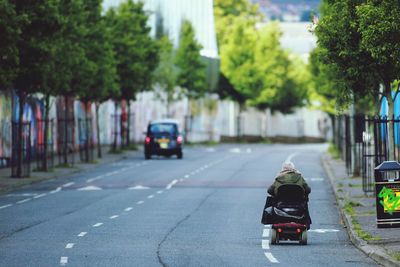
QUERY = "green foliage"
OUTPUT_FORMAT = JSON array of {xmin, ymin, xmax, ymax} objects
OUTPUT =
[
  {"xmin": 314, "ymin": 0, "xmax": 379, "ymax": 111},
  {"xmin": 106, "ymin": 0, "xmax": 159, "ymax": 101},
  {"xmin": 153, "ymin": 35, "xmax": 180, "ymax": 112},
  {"xmin": 0, "ymin": 0, "xmax": 19, "ymax": 90},
  {"xmin": 175, "ymin": 19, "xmax": 207, "ymax": 100},
  {"xmin": 79, "ymin": 0, "xmax": 119, "ymax": 103}
]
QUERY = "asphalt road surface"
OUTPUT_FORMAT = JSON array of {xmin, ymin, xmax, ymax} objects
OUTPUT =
[{"xmin": 0, "ymin": 144, "xmax": 378, "ymax": 266}]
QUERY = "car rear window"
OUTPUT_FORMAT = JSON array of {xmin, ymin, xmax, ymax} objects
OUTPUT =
[{"xmin": 149, "ymin": 123, "xmax": 177, "ymax": 134}]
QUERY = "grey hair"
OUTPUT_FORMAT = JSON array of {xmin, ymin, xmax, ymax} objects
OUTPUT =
[{"xmin": 282, "ymin": 161, "xmax": 296, "ymax": 171}]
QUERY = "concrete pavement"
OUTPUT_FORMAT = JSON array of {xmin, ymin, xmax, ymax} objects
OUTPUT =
[{"xmin": 322, "ymin": 153, "xmax": 400, "ymax": 267}]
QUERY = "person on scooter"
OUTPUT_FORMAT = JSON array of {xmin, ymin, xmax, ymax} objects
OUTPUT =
[{"xmin": 267, "ymin": 161, "xmax": 312, "ymax": 228}]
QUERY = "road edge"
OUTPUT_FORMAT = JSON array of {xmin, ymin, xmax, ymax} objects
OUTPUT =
[{"xmin": 321, "ymin": 154, "xmax": 400, "ymax": 267}]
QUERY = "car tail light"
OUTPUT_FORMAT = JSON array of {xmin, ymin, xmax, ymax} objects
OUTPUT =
[
  {"xmin": 277, "ymin": 228, "xmax": 282, "ymax": 233},
  {"xmin": 145, "ymin": 137, "xmax": 151, "ymax": 145},
  {"xmin": 296, "ymin": 228, "xmax": 301, "ymax": 233},
  {"xmin": 177, "ymin": 136, "xmax": 182, "ymax": 144}
]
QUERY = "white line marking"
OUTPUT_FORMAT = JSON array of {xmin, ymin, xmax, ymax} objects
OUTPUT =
[
  {"xmin": 17, "ymin": 198, "xmax": 31, "ymax": 204},
  {"xmin": 62, "ymin": 182, "xmax": 74, "ymax": 188},
  {"xmin": 77, "ymin": 186, "xmax": 102, "ymax": 191},
  {"xmin": 128, "ymin": 185, "xmax": 150, "ymax": 190},
  {"xmin": 137, "ymin": 201, "xmax": 144, "ymax": 205},
  {"xmin": 60, "ymin": 256, "xmax": 68, "ymax": 266},
  {"xmin": 157, "ymin": 190, "xmax": 163, "ymax": 194},
  {"xmin": 147, "ymin": 195, "xmax": 154, "ymax": 199},
  {"xmin": 50, "ymin": 187, "xmax": 62, "ymax": 194},
  {"xmin": 65, "ymin": 243, "xmax": 74, "ymax": 249},
  {"xmin": 78, "ymin": 232, "xmax": 87, "ymax": 237},
  {"xmin": 309, "ymin": 229, "xmax": 340, "ymax": 233},
  {"xmin": 124, "ymin": 207, "xmax": 133, "ymax": 211},
  {"xmin": 185, "ymin": 175, "xmax": 190, "ymax": 178},
  {"xmin": 33, "ymin": 193, "xmax": 47, "ymax": 199},
  {"xmin": 262, "ymin": 239, "xmax": 270, "ymax": 250},
  {"xmin": 93, "ymin": 223, "xmax": 103, "ymax": 227},
  {"xmin": 265, "ymin": 252, "xmax": 279, "ymax": 263},
  {"xmin": 86, "ymin": 175, "xmax": 104, "ymax": 183},
  {"xmin": 0, "ymin": 204, "xmax": 12, "ymax": 209},
  {"xmin": 262, "ymin": 229, "xmax": 270, "ymax": 237},
  {"xmin": 286, "ymin": 153, "xmax": 298, "ymax": 162},
  {"xmin": 105, "ymin": 173, "xmax": 113, "ymax": 177},
  {"xmin": 166, "ymin": 179, "xmax": 178, "ymax": 190},
  {"xmin": 109, "ymin": 215, "xmax": 119, "ymax": 219}
]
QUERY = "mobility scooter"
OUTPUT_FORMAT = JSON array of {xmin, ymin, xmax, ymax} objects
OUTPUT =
[{"xmin": 263, "ymin": 184, "xmax": 309, "ymax": 245}]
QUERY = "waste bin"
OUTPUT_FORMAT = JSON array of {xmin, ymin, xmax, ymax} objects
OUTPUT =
[{"xmin": 375, "ymin": 161, "xmax": 400, "ymax": 228}]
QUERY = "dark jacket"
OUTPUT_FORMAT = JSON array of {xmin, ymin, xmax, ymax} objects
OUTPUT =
[{"xmin": 267, "ymin": 170, "xmax": 311, "ymax": 197}]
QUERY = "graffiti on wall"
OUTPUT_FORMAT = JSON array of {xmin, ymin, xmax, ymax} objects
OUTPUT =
[{"xmin": 0, "ymin": 92, "xmax": 12, "ymax": 159}]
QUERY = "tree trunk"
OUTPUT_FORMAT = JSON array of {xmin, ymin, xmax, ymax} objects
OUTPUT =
[
  {"xmin": 127, "ymin": 101, "xmax": 131, "ymax": 147},
  {"xmin": 113, "ymin": 101, "xmax": 119, "ymax": 151},
  {"xmin": 385, "ymin": 82, "xmax": 395, "ymax": 161},
  {"xmin": 16, "ymin": 93, "xmax": 25, "ymax": 177},
  {"xmin": 43, "ymin": 94, "xmax": 50, "ymax": 171},
  {"xmin": 85, "ymin": 100, "xmax": 90, "ymax": 162},
  {"xmin": 95, "ymin": 103, "xmax": 102, "ymax": 158},
  {"xmin": 63, "ymin": 95, "xmax": 68, "ymax": 165}
]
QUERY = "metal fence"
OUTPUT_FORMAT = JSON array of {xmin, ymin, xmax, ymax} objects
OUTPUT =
[
  {"xmin": 333, "ymin": 115, "xmax": 400, "ymax": 193},
  {"xmin": 57, "ymin": 118, "xmax": 75, "ymax": 166},
  {"xmin": 36, "ymin": 119, "xmax": 55, "ymax": 171},
  {"xmin": 78, "ymin": 118, "xmax": 94, "ymax": 162},
  {"xmin": 11, "ymin": 121, "xmax": 31, "ymax": 177}
]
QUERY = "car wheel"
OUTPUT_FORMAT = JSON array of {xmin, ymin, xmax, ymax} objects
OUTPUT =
[
  {"xmin": 177, "ymin": 152, "xmax": 183, "ymax": 159},
  {"xmin": 145, "ymin": 153, "xmax": 151, "ymax": 160}
]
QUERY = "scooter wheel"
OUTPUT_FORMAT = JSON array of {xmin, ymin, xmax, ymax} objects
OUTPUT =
[
  {"xmin": 270, "ymin": 229, "xmax": 277, "ymax": 245},
  {"xmin": 299, "ymin": 230, "xmax": 307, "ymax": 245}
]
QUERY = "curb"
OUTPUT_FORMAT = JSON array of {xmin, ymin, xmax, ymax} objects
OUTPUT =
[{"xmin": 321, "ymin": 155, "xmax": 400, "ymax": 267}]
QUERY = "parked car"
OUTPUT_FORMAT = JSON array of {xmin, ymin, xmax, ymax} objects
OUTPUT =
[{"xmin": 144, "ymin": 119, "xmax": 183, "ymax": 159}]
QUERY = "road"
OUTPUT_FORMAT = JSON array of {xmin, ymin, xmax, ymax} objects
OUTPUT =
[{"xmin": 0, "ymin": 144, "xmax": 378, "ymax": 266}]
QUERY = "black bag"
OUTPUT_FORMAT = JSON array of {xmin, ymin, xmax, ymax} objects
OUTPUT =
[{"xmin": 261, "ymin": 196, "xmax": 275, "ymax": 225}]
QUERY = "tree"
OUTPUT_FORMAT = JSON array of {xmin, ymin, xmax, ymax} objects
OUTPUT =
[
  {"xmin": 175, "ymin": 19, "xmax": 207, "ymax": 100},
  {"xmin": 79, "ymin": 0, "xmax": 119, "ymax": 158},
  {"xmin": 174, "ymin": 19, "xmax": 207, "ymax": 139},
  {"xmin": 12, "ymin": 0, "xmax": 60, "ymax": 176},
  {"xmin": 106, "ymin": 0, "xmax": 159, "ymax": 148},
  {"xmin": 219, "ymin": 16, "xmax": 258, "ymax": 108},
  {"xmin": 213, "ymin": 0, "xmax": 262, "ymax": 104},
  {"xmin": 0, "ymin": 0, "xmax": 19, "ymax": 91},
  {"xmin": 153, "ymin": 35, "xmax": 179, "ymax": 117}
]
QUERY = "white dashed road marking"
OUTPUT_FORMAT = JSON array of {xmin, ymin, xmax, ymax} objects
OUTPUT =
[
  {"xmin": 128, "ymin": 185, "xmax": 150, "ymax": 190},
  {"xmin": 77, "ymin": 186, "xmax": 102, "ymax": 191},
  {"xmin": 60, "ymin": 256, "xmax": 68, "ymax": 266},
  {"xmin": 65, "ymin": 243, "xmax": 74, "ymax": 249},
  {"xmin": 166, "ymin": 179, "xmax": 178, "ymax": 190},
  {"xmin": 62, "ymin": 182, "xmax": 74, "ymax": 188},
  {"xmin": 262, "ymin": 239, "xmax": 270, "ymax": 250},
  {"xmin": 50, "ymin": 187, "xmax": 62, "ymax": 194},
  {"xmin": 0, "ymin": 204, "xmax": 12, "ymax": 209},
  {"xmin": 262, "ymin": 229, "xmax": 270, "ymax": 237},
  {"xmin": 157, "ymin": 190, "xmax": 163, "ymax": 194},
  {"xmin": 124, "ymin": 207, "xmax": 133, "ymax": 212},
  {"xmin": 17, "ymin": 198, "xmax": 31, "ymax": 204},
  {"xmin": 33, "ymin": 193, "xmax": 47, "ymax": 199},
  {"xmin": 265, "ymin": 252, "xmax": 279, "ymax": 263},
  {"xmin": 110, "ymin": 215, "xmax": 119, "ymax": 219},
  {"xmin": 147, "ymin": 195, "xmax": 154, "ymax": 199},
  {"xmin": 78, "ymin": 232, "xmax": 87, "ymax": 237},
  {"xmin": 137, "ymin": 201, "xmax": 144, "ymax": 205},
  {"xmin": 93, "ymin": 223, "xmax": 103, "ymax": 227}
]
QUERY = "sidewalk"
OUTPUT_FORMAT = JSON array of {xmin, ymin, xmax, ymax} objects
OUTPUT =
[
  {"xmin": 322, "ymin": 153, "xmax": 400, "ymax": 267},
  {"xmin": 0, "ymin": 147, "xmax": 142, "ymax": 195}
]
